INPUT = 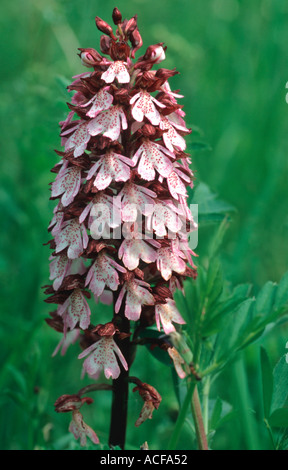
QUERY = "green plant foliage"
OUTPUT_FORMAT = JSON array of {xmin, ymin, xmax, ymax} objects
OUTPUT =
[{"xmin": 1, "ymin": 0, "xmax": 288, "ymax": 451}]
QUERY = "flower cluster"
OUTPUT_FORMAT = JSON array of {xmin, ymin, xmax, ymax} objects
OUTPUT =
[{"xmin": 45, "ymin": 7, "xmax": 197, "ymax": 446}]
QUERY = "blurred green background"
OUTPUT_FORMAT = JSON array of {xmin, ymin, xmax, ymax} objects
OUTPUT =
[{"xmin": 1, "ymin": 0, "xmax": 288, "ymax": 450}]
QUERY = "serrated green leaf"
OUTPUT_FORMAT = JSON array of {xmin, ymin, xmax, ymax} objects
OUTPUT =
[
  {"xmin": 268, "ymin": 408, "xmax": 288, "ymax": 428},
  {"xmin": 260, "ymin": 347, "xmax": 273, "ymax": 418}
]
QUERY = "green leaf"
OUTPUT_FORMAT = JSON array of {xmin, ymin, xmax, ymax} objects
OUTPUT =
[
  {"xmin": 210, "ymin": 397, "xmax": 223, "ymax": 431},
  {"xmin": 271, "ymin": 355, "xmax": 288, "ymax": 412},
  {"xmin": 191, "ymin": 183, "xmax": 235, "ymax": 222},
  {"xmin": 137, "ymin": 328, "xmax": 173, "ymax": 366},
  {"xmin": 254, "ymin": 282, "xmax": 277, "ymax": 318},
  {"xmin": 274, "ymin": 271, "xmax": 288, "ymax": 311},
  {"xmin": 260, "ymin": 347, "xmax": 273, "ymax": 418},
  {"xmin": 190, "ymin": 141, "xmax": 212, "ymax": 152},
  {"xmin": 268, "ymin": 409, "xmax": 288, "ymax": 428}
]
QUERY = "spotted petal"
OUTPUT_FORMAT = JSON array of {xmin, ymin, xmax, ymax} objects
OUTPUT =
[
  {"xmin": 87, "ymin": 106, "xmax": 127, "ymax": 141},
  {"xmin": 65, "ymin": 121, "xmax": 91, "ymax": 157},
  {"xmin": 155, "ymin": 299, "xmax": 185, "ymax": 334},
  {"xmin": 55, "ymin": 219, "xmax": 88, "ymax": 259},
  {"xmin": 132, "ymin": 140, "xmax": 174, "ymax": 181},
  {"xmin": 58, "ymin": 289, "xmax": 91, "ymax": 333},
  {"xmin": 78, "ymin": 336, "xmax": 128, "ymax": 380},
  {"xmin": 130, "ymin": 90, "xmax": 165, "ymax": 125},
  {"xmin": 51, "ymin": 166, "xmax": 82, "ymax": 207},
  {"xmin": 101, "ymin": 61, "xmax": 130, "ymax": 84},
  {"xmin": 87, "ymin": 151, "xmax": 134, "ymax": 190}
]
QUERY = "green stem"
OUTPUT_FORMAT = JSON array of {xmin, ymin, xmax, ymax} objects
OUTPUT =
[
  {"xmin": 167, "ymin": 379, "xmax": 196, "ymax": 450},
  {"xmin": 202, "ymin": 377, "xmax": 211, "ymax": 435},
  {"xmin": 263, "ymin": 418, "xmax": 276, "ymax": 450},
  {"xmin": 191, "ymin": 385, "xmax": 209, "ymax": 450}
]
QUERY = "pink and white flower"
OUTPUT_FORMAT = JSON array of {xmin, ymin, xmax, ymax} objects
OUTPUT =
[
  {"xmin": 131, "ymin": 140, "xmax": 175, "ymax": 181},
  {"xmin": 69, "ymin": 410, "xmax": 99, "ymax": 447},
  {"xmin": 79, "ymin": 193, "xmax": 120, "ymax": 239},
  {"xmin": 130, "ymin": 89, "xmax": 165, "ymax": 125},
  {"xmin": 51, "ymin": 165, "xmax": 82, "ymax": 207},
  {"xmin": 115, "ymin": 182, "xmax": 156, "ymax": 223},
  {"xmin": 78, "ymin": 336, "xmax": 128, "ymax": 379},
  {"xmin": 49, "ymin": 255, "xmax": 86, "ymax": 291},
  {"xmin": 168, "ymin": 347, "xmax": 186, "ymax": 379},
  {"xmin": 146, "ymin": 200, "xmax": 183, "ymax": 238},
  {"xmin": 57, "ymin": 288, "xmax": 91, "ymax": 333},
  {"xmin": 115, "ymin": 278, "xmax": 155, "ymax": 321},
  {"xmin": 118, "ymin": 236, "xmax": 159, "ymax": 271},
  {"xmin": 101, "ymin": 61, "xmax": 130, "ymax": 84},
  {"xmin": 80, "ymin": 86, "xmax": 114, "ymax": 118},
  {"xmin": 85, "ymin": 252, "xmax": 126, "ymax": 297},
  {"xmin": 87, "ymin": 106, "xmax": 127, "ymax": 141},
  {"xmin": 48, "ymin": 202, "xmax": 65, "ymax": 236},
  {"xmin": 155, "ymin": 299, "xmax": 185, "ymax": 334},
  {"xmin": 159, "ymin": 116, "xmax": 189, "ymax": 152},
  {"xmin": 65, "ymin": 121, "xmax": 91, "ymax": 157},
  {"xmin": 54, "ymin": 219, "xmax": 88, "ymax": 259},
  {"xmin": 86, "ymin": 150, "xmax": 134, "ymax": 190},
  {"xmin": 52, "ymin": 329, "xmax": 80, "ymax": 357},
  {"xmin": 156, "ymin": 245, "xmax": 187, "ymax": 280}
]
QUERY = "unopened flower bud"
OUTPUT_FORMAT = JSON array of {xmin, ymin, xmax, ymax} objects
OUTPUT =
[
  {"xmin": 144, "ymin": 43, "xmax": 166, "ymax": 64},
  {"xmin": 95, "ymin": 16, "xmax": 116, "ymax": 39},
  {"xmin": 79, "ymin": 48, "xmax": 102, "ymax": 67},
  {"xmin": 130, "ymin": 28, "xmax": 143, "ymax": 58},
  {"xmin": 112, "ymin": 7, "xmax": 122, "ymax": 25},
  {"xmin": 124, "ymin": 15, "xmax": 138, "ymax": 35},
  {"xmin": 100, "ymin": 35, "xmax": 112, "ymax": 55},
  {"xmin": 54, "ymin": 394, "xmax": 93, "ymax": 413}
]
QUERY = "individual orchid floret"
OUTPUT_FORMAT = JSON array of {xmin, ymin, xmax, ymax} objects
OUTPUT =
[
  {"xmin": 146, "ymin": 200, "xmax": 183, "ymax": 238},
  {"xmin": 130, "ymin": 89, "xmax": 166, "ymax": 125},
  {"xmin": 143, "ymin": 43, "xmax": 166, "ymax": 64},
  {"xmin": 115, "ymin": 277, "xmax": 155, "ymax": 321},
  {"xmin": 51, "ymin": 165, "xmax": 82, "ymax": 207},
  {"xmin": 52, "ymin": 329, "xmax": 80, "ymax": 357},
  {"xmin": 87, "ymin": 105, "xmax": 127, "ymax": 141},
  {"xmin": 155, "ymin": 298, "xmax": 185, "ymax": 334},
  {"xmin": 86, "ymin": 150, "xmax": 134, "ymax": 190},
  {"xmin": 118, "ymin": 226, "xmax": 160, "ymax": 271},
  {"xmin": 156, "ymin": 244, "xmax": 187, "ymax": 281},
  {"xmin": 54, "ymin": 393, "xmax": 99, "ymax": 446},
  {"xmin": 78, "ymin": 47, "xmax": 103, "ymax": 67},
  {"xmin": 69, "ymin": 410, "xmax": 100, "ymax": 447},
  {"xmin": 54, "ymin": 219, "xmax": 88, "ymax": 259},
  {"xmin": 115, "ymin": 182, "xmax": 156, "ymax": 222},
  {"xmin": 78, "ymin": 323, "xmax": 128, "ymax": 379},
  {"xmin": 64, "ymin": 121, "xmax": 91, "ymax": 157},
  {"xmin": 57, "ymin": 288, "xmax": 91, "ymax": 334},
  {"xmin": 167, "ymin": 346, "xmax": 187, "ymax": 379},
  {"xmin": 165, "ymin": 162, "xmax": 192, "ymax": 201},
  {"xmin": 85, "ymin": 251, "xmax": 126, "ymax": 297},
  {"xmin": 48, "ymin": 202, "xmax": 64, "ymax": 236},
  {"xmin": 131, "ymin": 378, "xmax": 162, "ymax": 427},
  {"xmin": 101, "ymin": 60, "xmax": 130, "ymax": 83},
  {"xmin": 131, "ymin": 139, "xmax": 175, "ymax": 181},
  {"xmin": 80, "ymin": 86, "xmax": 114, "ymax": 118},
  {"xmin": 49, "ymin": 254, "xmax": 72, "ymax": 291},
  {"xmin": 160, "ymin": 116, "xmax": 190, "ymax": 152}
]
